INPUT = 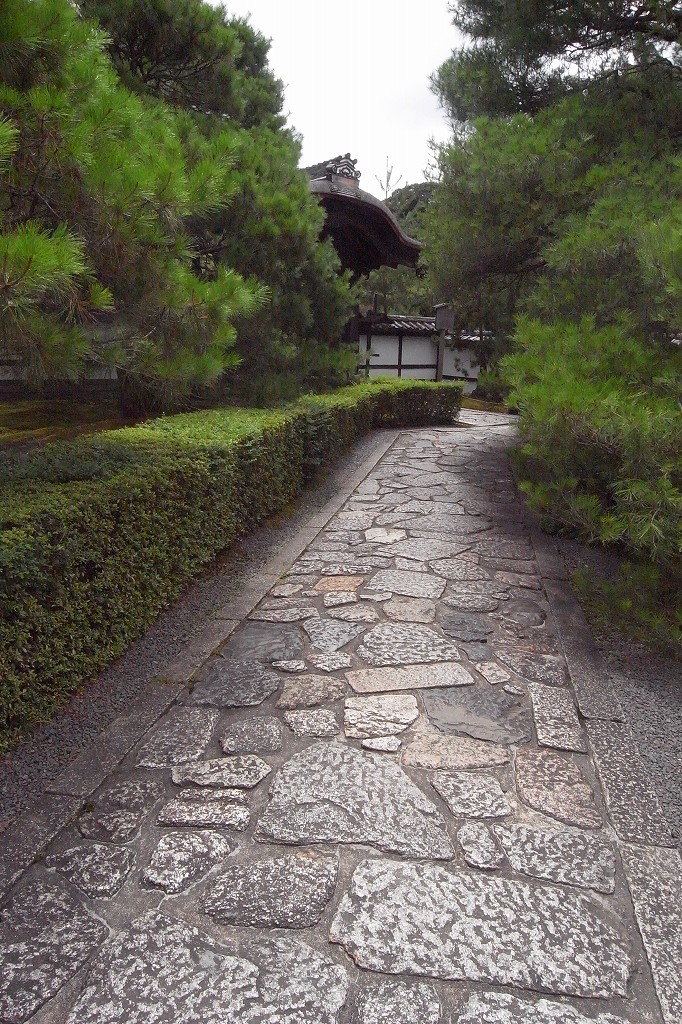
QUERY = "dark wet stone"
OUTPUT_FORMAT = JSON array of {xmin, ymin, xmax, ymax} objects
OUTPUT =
[
  {"xmin": 443, "ymin": 593, "xmax": 499, "ymax": 613},
  {"xmin": 46, "ymin": 842, "xmax": 134, "ymax": 898},
  {"xmin": 220, "ymin": 716, "xmax": 283, "ymax": 754},
  {"xmin": 144, "ymin": 831, "xmax": 233, "ymax": 893},
  {"xmin": 78, "ymin": 779, "xmax": 163, "ymax": 843},
  {"xmin": 303, "ymin": 618, "xmax": 366, "ymax": 652},
  {"xmin": 349, "ymin": 979, "xmax": 441, "ymax": 1024},
  {"xmin": 0, "ymin": 881, "xmax": 108, "ymax": 1022},
  {"xmin": 440, "ymin": 612, "xmax": 494, "ymax": 643},
  {"xmin": 423, "ymin": 686, "xmax": 532, "ymax": 745},
  {"xmin": 330, "ymin": 859, "xmax": 631, "ymax": 998},
  {"xmin": 66, "ymin": 913, "xmax": 348, "ymax": 1023},
  {"xmin": 256, "ymin": 742, "xmax": 453, "ymax": 859},
  {"xmin": 221, "ymin": 622, "xmax": 305, "ymax": 662},
  {"xmin": 202, "ymin": 850, "xmax": 338, "ymax": 927},
  {"xmin": 190, "ymin": 659, "xmax": 280, "ymax": 707},
  {"xmin": 499, "ymin": 599, "xmax": 547, "ymax": 627}
]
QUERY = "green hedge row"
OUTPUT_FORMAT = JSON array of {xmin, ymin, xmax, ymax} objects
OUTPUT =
[{"xmin": 0, "ymin": 379, "xmax": 462, "ymax": 748}]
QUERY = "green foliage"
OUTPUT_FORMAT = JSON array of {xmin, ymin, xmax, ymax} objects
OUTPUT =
[{"xmin": 0, "ymin": 380, "xmax": 462, "ymax": 749}]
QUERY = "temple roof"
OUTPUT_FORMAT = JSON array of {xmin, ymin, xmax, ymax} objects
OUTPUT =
[{"xmin": 304, "ymin": 155, "xmax": 421, "ymax": 277}]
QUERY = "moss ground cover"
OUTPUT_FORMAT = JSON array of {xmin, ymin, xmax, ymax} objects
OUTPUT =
[{"xmin": 0, "ymin": 379, "xmax": 461, "ymax": 750}]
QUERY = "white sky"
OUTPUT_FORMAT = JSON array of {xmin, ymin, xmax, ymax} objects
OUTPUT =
[{"xmin": 220, "ymin": 0, "xmax": 461, "ymax": 197}]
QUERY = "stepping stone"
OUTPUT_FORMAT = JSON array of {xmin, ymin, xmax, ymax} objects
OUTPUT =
[
  {"xmin": 458, "ymin": 992, "xmax": 629, "ymax": 1023},
  {"xmin": 357, "ymin": 624, "xmax": 460, "ymax": 666},
  {"xmin": 495, "ymin": 571, "xmax": 542, "ymax": 589},
  {"xmin": 256, "ymin": 742, "xmax": 453, "ymax": 859},
  {"xmin": 411, "ymin": 513, "xmax": 491, "ymax": 535},
  {"xmin": 329, "ymin": 860, "xmax": 631, "ymax": 998},
  {"xmin": 383, "ymin": 597, "xmax": 436, "ymax": 622},
  {"xmin": 362, "ymin": 736, "xmax": 402, "ymax": 753},
  {"xmin": 158, "ymin": 791, "xmax": 250, "ymax": 830},
  {"xmin": 493, "ymin": 643, "xmax": 568, "ymax": 687},
  {"xmin": 273, "ymin": 659, "xmax": 306, "ymax": 673},
  {"xmin": 202, "ymin": 851, "xmax": 338, "ymax": 927},
  {"xmin": 366, "ymin": 570, "xmax": 446, "ymax": 599},
  {"xmin": 221, "ymin": 622, "xmax": 304, "ymax": 662},
  {"xmin": 319, "ymin": 562, "xmax": 381, "ymax": 575},
  {"xmin": 386, "ymin": 538, "xmax": 470, "ymax": 562},
  {"xmin": 172, "ymin": 756, "xmax": 271, "ymax": 789},
  {"xmin": 220, "ymin": 716, "xmax": 283, "ymax": 754},
  {"xmin": 529, "ymin": 683, "xmax": 587, "ymax": 752},
  {"xmin": 447, "ymin": 580, "xmax": 509, "ymax": 599},
  {"xmin": 78, "ymin": 779, "xmax": 163, "ymax": 844},
  {"xmin": 189, "ymin": 659, "xmax": 280, "ymax": 707},
  {"xmin": 323, "ymin": 591, "xmax": 358, "ymax": 607},
  {"xmin": 46, "ymin": 843, "xmax": 134, "ymax": 898},
  {"xmin": 402, "ymin": 732, "xmax": 510, "ymax": 770},
  {"xmin": 328, "ymin": 604, "xmax": 380, "ymax": 623},
  {"xmin": 458, "ymin": 823, "xmax": 505, "ymax": 869},
  {"xmin": 443, "ymin": 593, "xmax": 499, "ymax": 612},
  {"xmin": 277, "ymin": 673, "xmax": 347, "ymax": 709},
  {"xmin": 504, "ymin": 683, "xmax": 526, "ymax": 696},
  {"xmin": 515, "ymin": 749, "xmax": 602, "ymax": 829},
  {"xmin": 423, "ymin": 686, "xmax": 532, "ymax": 745},
  {"xmin": 144, "ymin": 831, "xmax": 232, "ymax": 894},
  {"xmin": 271, "ymin": 584, "xmax": 303, "ymax": 597},
  {"xmin": 440, "ymin": 612, "xmax": 494, "ymax": 643},
  {"xmin": 364, "ymin": 527, "xmax": 407, "ymax": 544},
  {"xmin": 350, "ymin": 979, "xmax": 442, "ymax": 1024},
  {"xmin": 303, "ymin": 618, "xmax": 366, "ymax": 652},
  {"xmin": 284, "ymin": 709, "xmax": 339, "ymax": 737},
  {"xmin": 65, "ymin": 913, "xmax": 348, "ymax": 1024},
  {"xmin": 432, "ymin": 772, "xmax": 513, "ymax": 818},
  {"xmin": 346, "ymin": 662, "xmax": 472, "ymax": 694},
  {"xmin": 136, "ymin": 708, "xmax": 218, "ymax": 767},
  {"xmin": 494, "ymin": 824, "xmax": 616, "ymax": 893},
  {"xmin": 334, "ymin": 511, "xmax": 376, "ymax": 530},
  {"xmin": 344, "ymin": 695, "xmax": 419, "ymax": 738},
  {"xmin": 359, "ymin": 591, "xmax": 393, "ymax": 602},
  {"xmin": 430, "ymin": 559, "xmax": 491, "ymax": 582},
  {"xmin": 0, "ymin": 881, "xmax": 108, "ymax": 1022},
  {"xmin": 250, "ymin": 606, "xmax": 319, "ymax": 622},
  {"xmin": 314, "ymin": 576, "xmax": 365, "ymax": 592},
  {"xmin": 475, "ymin": 662, "xmax": 511, "ymax": 685},
  {"xmin": 499, "ymin": 598, "xmax": 546, "ymax": 625},
  {"xmin": 308, "ymin": 651, "xmax": 353, "ymax": 672}
]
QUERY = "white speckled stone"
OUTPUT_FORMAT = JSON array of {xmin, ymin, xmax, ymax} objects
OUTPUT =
[
  {"xmin": 136, "ymin": 708, "xmax": 218, "ymax": 768},
  {"xmin": 273, "ymin": 659, "xmax": 307, "ymax": 673},
  {"xmin": 328, "ymin": 604, "xmax": 380, "ymax": 623},
  {"xmin": 308, "ymin": 651, "xmax": 353, "ymax": 672},
  {"xmin": 284, "ymin": 709, "xmax": 339, "ymax": 737},
  {"xmin": 458, "ymin": 992, "xmax": 629, "ymax": 1023},
  {"xmin": 365, "ymin": 527, "xmax": 407, "ymax": 544},
  {"xmin": 475, "ymin": 662, "xmax": 511, "ymax": 685},
  {"xmin": 362, "ymin": 736, "xmax": 402, "ymax": 753},
  {"xmin": 144, "ymin": 831, "xmax": 232, "ymax": 893},
  {"xmin": 430, "ymin": 559, "xmax": 491, "ymax": 581},
  {"xmin": 402, "ymin": 731, "xmax": 510, "ymax": 770},
  {"xmin": 458, "ymin": 823, "xmax": 505, "ymax": 869},
  {"xmin": 46, "ymin": 843, "xmax": 134, "ymax": 898},
  {"xmin": 66, "ymin": 913, "xmax": 348, "ymax": 1024},
  {"xmin": 357, "ymin": 624, "xmax": 461, "ymax": 667},
  {"xmin": 383, "ymin": 597, "xmax": 436, "ymax": 623},
  {"xmin": 516, "ymin": 749, "xmax": 602, "ymax": 829},
  {"xmin": 251, "ymin": 606, "xmax": 319, "ymax": 622},
  {"xmin": 157, "ymin": 792, "xmax": 250, "ymax": 830},
  {"xmin": 323, "ymin": 591, "xmax": 358, "ymax": 607},
  {"xmin": 366, "ymin": 570, "xmax": 446, "ymax": 600},
  {"xmin": 529, "ymin": 683, "xmax": 587, "ymax": 752},
  {"xmin": 277, "ymin": 674, "xmax": 346, "ymax": 709},
  {"xmin": 220, "ymin": 716, "xmax": 283, "ymax": 754},
  {"xmin": 256, "ymin": 742, "xmax": 453, "ymax": 859},
  {"xmin": 344, "ymin": 695, "xmax": 419, "ymax": 739},
  {"xmin": 351, "ymin": 979, "xmax": 441, "ymax": 1024},
  {"xmin": 304, "ymin": 618, "xmax": 366, "ymax": 652},
  {"xmin": 347, "ymin": 662, "xmax": 471, "ymax": 694},
  {"xmin": 330, "ymin": 859, "xmax": 631, "ymax": 998},
  {"xmin": 432, "ymin": 772, "xmax": 512, "ymax": 819},
  {"xmin": 493, "ymin": 824, "xmax": 616, "ymax": 893},
  {"xmin": 172, "ymin": 756, "xmax": 271, "ymax": 789}
]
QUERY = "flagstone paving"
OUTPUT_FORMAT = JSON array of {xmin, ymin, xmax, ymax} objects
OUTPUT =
[{"xmin": 1, "ymin": 415, "xmax": 679, "ymax": 1024}]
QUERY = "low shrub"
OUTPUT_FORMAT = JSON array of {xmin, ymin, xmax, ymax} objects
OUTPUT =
[{"xmin": 0, "ymin": 379, "xmax": 461, "ymax": 748}]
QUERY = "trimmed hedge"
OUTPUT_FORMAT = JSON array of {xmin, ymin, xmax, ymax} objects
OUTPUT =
[{"xmin": 0, "ymin": 379, "xmax": 462, "ymax": 748}]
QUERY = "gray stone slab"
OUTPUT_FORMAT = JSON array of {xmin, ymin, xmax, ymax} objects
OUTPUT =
[
  {"xmin": 144, "ymin": 831, "xmax": 232, "ymax": 893},
  {"xmin": 494, "ymin": 642, "xmax": 569, "ymax": 687},
  {"xmin": 409, "ymin": 513, "xmax": 491, "ymax": 535},
  {"xmin": 272, "ymin": 584, "xmax": 304, "ymax": 597},
  {"xmin": 136, "ymin": 708, "xmax": 218, "ymax": 767},
  {"xmin": 440, "ymin": 611, "xmax": 494, "ymax": 642},
  {"xmin": 458, "ymin": 992, "xmax": 629, "ymax": 1023},
  {"xmin": 0, "ymin": 881, "xmax": 108, "ymax": 1022},
  {"xmin": 66, "ymin": 913, "xmax": 348, "ymax": 1024},
  {"xmin": 158, "ymin": 792, "xmax": 250, "ymax": 830},
  {"xmin": 430, "ymin": 559, "xmax": 491, "ymax": 582},
  {"xmin": 202, "ymin": 850, "xmax": 338, "ymax": 927},
  {"xmin": 220, "ymin": 715, "xmax": 283, "ymax": 754},
  {"xmin": 529, "ymin": 683, "xmax": 587, "ymax": 752},
  {"xmin": 250, "ymin": 605, "xmax": 319, "ymax": 622},
  {"xmin": 46, "ymin": 842, "xmax": 134, "ymax": 898},
  {"xmin": 330, "ymin": 859, "xmax": 631, "ymax": 997},
  {"xmin": 474, "ymin": 540, "xmax": 534, "ymax": 560},
  {"xmin": 284, "ymin": 709, "xmax": 340, "ymax": 737},
  {"xmin": 273, "ymin": 659, "xmax": 306, "ymax": 672},
  {"xmin": 172, "ymin": 756, "xmax": 271, "ymax": 789},
  {"xmin": 346, "ymin": 662, "xmax": 471, "ymax": 694},
  {"xmin": 277, "ymin": 673, "xmax": 347, "ymax": 708},
  {"xmin": 385, "ymin": 538, "xmax": 472, "ymax": 561},
  {"xmin": 303, "ymin": 617, "xmax": 366, "ymax": 652},
  {"xmin": 500, "ymin": 598, "xmax": 547, "ymax": 626},
  {"xmin": 494, "ymin": 824, "xmax": 615, "ymax": 893},
  {"xmin": 432, "ymin": 772, "xmax": 513, "ymax": 818},
  {"xmin": 221, "ymin": 621, "xmax": 305, "ymax": 662},
  {"xmin": 308, "ymin": 651, "xmax": 353, "ymax": 671},
  {"xmin": 190, "ymin": 659, "xmax": 280, "ymax": 707},
  {"xmin": 0, "ymin": 796, "xmax": 84, "ymax": 898},
  {"xmin": 362, "ymin": 736, "xmax": 402, "ymax": 753},
  {"xmin": 586, "ymin": 721, "xmax": 676, "ymax": 846},
  {"xmin": 256, "ymin": 742, "xmax": 454, "ymax": 859},
  {"xmin": 495, "ymin": 571, "xmax": 542, "ymax": 589},
  {"xmin": 515, "ymin": 750, "xmax": 602, "ymax": 829},
  {"xmin": 458, "ymin": 823, "xmax": 505, "ymax": 869},
  {"xmin": 78, "ymin": 779, "xmax": 163, "ymax": 844},
  {"xmin": 383, "ymin": 597, "xmax": 436, "ymax": 622},
  {"xmin": 402, "ymin": 732, "xmax": 510, "ymax": 770},
  {"xmin": 366, "ymin": 570, "xmax": 446, "ymax": 599},
  {"xmin": 349, "ymin": 979, "xmax": 442, "ymax": 1024},
  {"xmin": 423, "ymin": 685, "xmax": 532, "ymax": 745},
  {"xmin": 323, "ymin": 591, "xmax": 358, "ymax": 607},
  {"xmin": 443, "ymin": 593, "xmax": 500, "ymax": 612},
  {"xmin": 621, "ymin": 844, "xmax": 682, "ymax": 1024},
  {"xmin": 79, "ymin": 808, "xmax": 144, "ymax": 844},
  {"xmin": 328, "ymin": 603, "xmax": 380, "ymax": 623},
  {"xmin": 357, "ymin": 624, "xmax": 461, "ymax": 667},
  {"xmin": 475, "ymin": 662, "xmax": 511, "ymax": 685},
  {"xmin": 344, "ymin": 695, "xmax": 419, "ymax": 738},
  {"xmin": 365, "ymin": 527, "xmax": 407, "ymax": 544},
  {"xmin": 314, "ymin": 575, "xmax": 365, "ymax": 592}
]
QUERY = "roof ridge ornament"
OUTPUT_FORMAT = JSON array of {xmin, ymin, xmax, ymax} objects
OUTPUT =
[{"xmin": 326, "ymin": 154, "xmax": 361, "ymax": 184}]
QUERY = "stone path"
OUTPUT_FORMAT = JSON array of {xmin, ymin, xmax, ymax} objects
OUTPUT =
[{"xmin": 1, "ymin": 414, "xmax": 681, "ymax": 1024}]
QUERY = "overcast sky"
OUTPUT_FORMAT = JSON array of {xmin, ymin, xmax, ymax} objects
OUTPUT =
[{"xmin": 220, "ymin": 0, "xmax": 461, "ymax": 197}]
